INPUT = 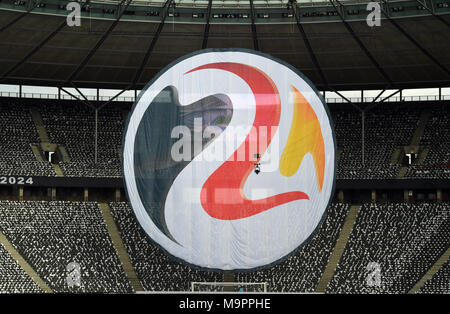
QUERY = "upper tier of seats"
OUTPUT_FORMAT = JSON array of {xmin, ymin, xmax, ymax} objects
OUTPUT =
[
  {"xmin": 0, "ymin": 100, "xmax": 55, "ymax": 176},
  {"xmin": 404, "ymin": 103, "xmax": 450, "ymax": 179},
  {"xmin": 334, "ymin": 103, "xmax": 420, "ymax": 179},
  {"xmin": 0, "ymin": 98, "xmax": 448, "ymax": 179},
  {"xmin": 40, "ymin": 102, "xmax": 124, "ymax": 178}
]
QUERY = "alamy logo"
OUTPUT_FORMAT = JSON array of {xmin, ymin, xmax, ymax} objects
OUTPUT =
[
  {"xmin": 170, "ymin": 117, "xmax": 280, "ymax": 169},
  {"xmin": 66, "ymin": 262, "xmax": 81, "ymax": 288},
  {"xmin": 366, "ymin": 262, "xmax": 382, "ymax": 287},
  {"xmin": 367, "ymin": 2, "xmax": 381, "ymax": 27},
  {"xmin": 66, "ymin": 2, "xmax": 81, "ymax": 27}
]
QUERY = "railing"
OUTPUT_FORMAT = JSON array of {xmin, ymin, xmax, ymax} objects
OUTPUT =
[
  {"xmin": 0, "ymin": 91, "xmax": 135, "ymax": 102},
  {"xmin": 2, "ymin": 90, "xmax": 448, "ymax": 104},
  {"xmin": 325, "ymin": 95, "xmax": 450, "ymax": 103}
]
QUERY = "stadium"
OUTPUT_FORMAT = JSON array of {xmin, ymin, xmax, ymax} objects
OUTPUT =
[{"xmin": 0, "ymin": 0, "xmax": 449, "ymax": 296}]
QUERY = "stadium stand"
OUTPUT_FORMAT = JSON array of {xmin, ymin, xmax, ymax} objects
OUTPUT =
[
  {"xmin": 0, "ymin": 99, "xmax": 55, "ymax": 176},
  {"xmin": 0, "ymin": 242, "xmax": 42, "ymax": 293},
  {"xmin": 405, "ymin": 103, "xmax": 450, "ymax": 179},
  {"xmin": 109, "ymin": 202, "xmax": 223, "ymax": 291},
  {"xmin": 333, "ymin": 103, "xmax": 420, "ymax": 179},
  {"xmin": 418, "ymin": 259, "xmax": 450, "ymax": 294},
  {"xmin": 0, "ymin": 201, "xmax": 132, "ymax": 293},
  {"xmin": 327, "ymin": 202, "xmax": 450, "ymax": 294},
  {"xmin": 1, "ymin": 200, "xmax": 447, "ymax": 293},
  {"xmin": 236, "ymin": 203, "xmax": 349, "ymax": 292},
  {"xmin": 39, "ymin": 102, "xmax": 124, "ymax": 178}
]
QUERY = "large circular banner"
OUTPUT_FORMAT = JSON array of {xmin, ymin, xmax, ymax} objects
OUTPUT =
[{"xmin": 123, "ymin": 49, "xmax": 336, "ymax": 271}]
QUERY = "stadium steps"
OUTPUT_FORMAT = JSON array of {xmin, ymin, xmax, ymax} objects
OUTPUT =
[
  {"xmin": 39, "ymin": 143, "xmax": 65, "ymax": 176},
  {"xmin": 30, "ymin": 108, "xmax": 66, "ymax": 175},
  {"xmin": 223, "ymin": 273, "xmax": 235, "ymax": 292},
  {"xmin": 53, "ymin": 164, "xmax": 64, "ymax": 177},
  {"xmin": 29, "ymin": 108, "xmax": 49, "ymax": 143},
  {"xmin": 417, "ymin": 147, "xmax": 429, "ymax": 164},
  {"xmin": 395, "ymin": 108, "xmax": 431, "ymax": 178},
  {"xmin": 408, "ymin": 246, "xmax": 450, "ymax": 294},
  {"xmin": 315, "ymin": 205, "xmax": 361, "ymax": 293},
  {"xmin": 391, "ymin": 147, "xmax": 402, "ymax": 164},
  {"xmin": 395, "ymin": 109, "xmax": 432, "ymax": 179},
  {"xmin": 0, "ymin": 231, "xmax": 52, "ymax": 293},
  {"xmin": 410, "ymin": 110, "xmax": 431, "ymax": 146},
  {"xmin": 58, "ymin": 145, "xmax": 71, "ymax": 162},
  {"xmin": 98, "ymin": 203, "xmax": 144, "ymax": 292},
  {"xmin": 397, "ymin": 167, "xmax": 408, "ymax": 179},
  {"xmin": 31, "ymin": 144, "xmax": 45, "ymax": 162}
]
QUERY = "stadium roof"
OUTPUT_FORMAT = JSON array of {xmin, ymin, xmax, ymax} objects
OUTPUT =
[
  {"xmin": 0, "ymin": 0, "xmax": 449, "ymax": 91},
  {"xmin": 89, "ymin": 0, "xmax": 353, "ymax": 7}
]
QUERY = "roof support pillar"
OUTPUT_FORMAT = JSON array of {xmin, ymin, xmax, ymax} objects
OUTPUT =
[
  {"xmin": 331, "ymin": 89, "xmax": 363, "ymax": 112},
  {"xmin": 60, "ymin": 87, "xmax": 94, "ymax": 109},
  {"xmin": 202, "ymin": 0, "xmax": 213, "ymax": 49},
  {"xmin": 94, "ymin": 108, "xmax": 98, "ymax": 164},
  {"xmin": 372, "ymin": 89, "xmax": 385, "ymax": 103},
  {"xmin": 379, "ymin": 89, "xmax": 401, "ymax": 103},
  {"xmin": 362, "ymin": 110, "xmax": 365, "ymax": 165},
  {"xmin": 250, "ymin": 0, "xmax": 259, "ymax": 51}
]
